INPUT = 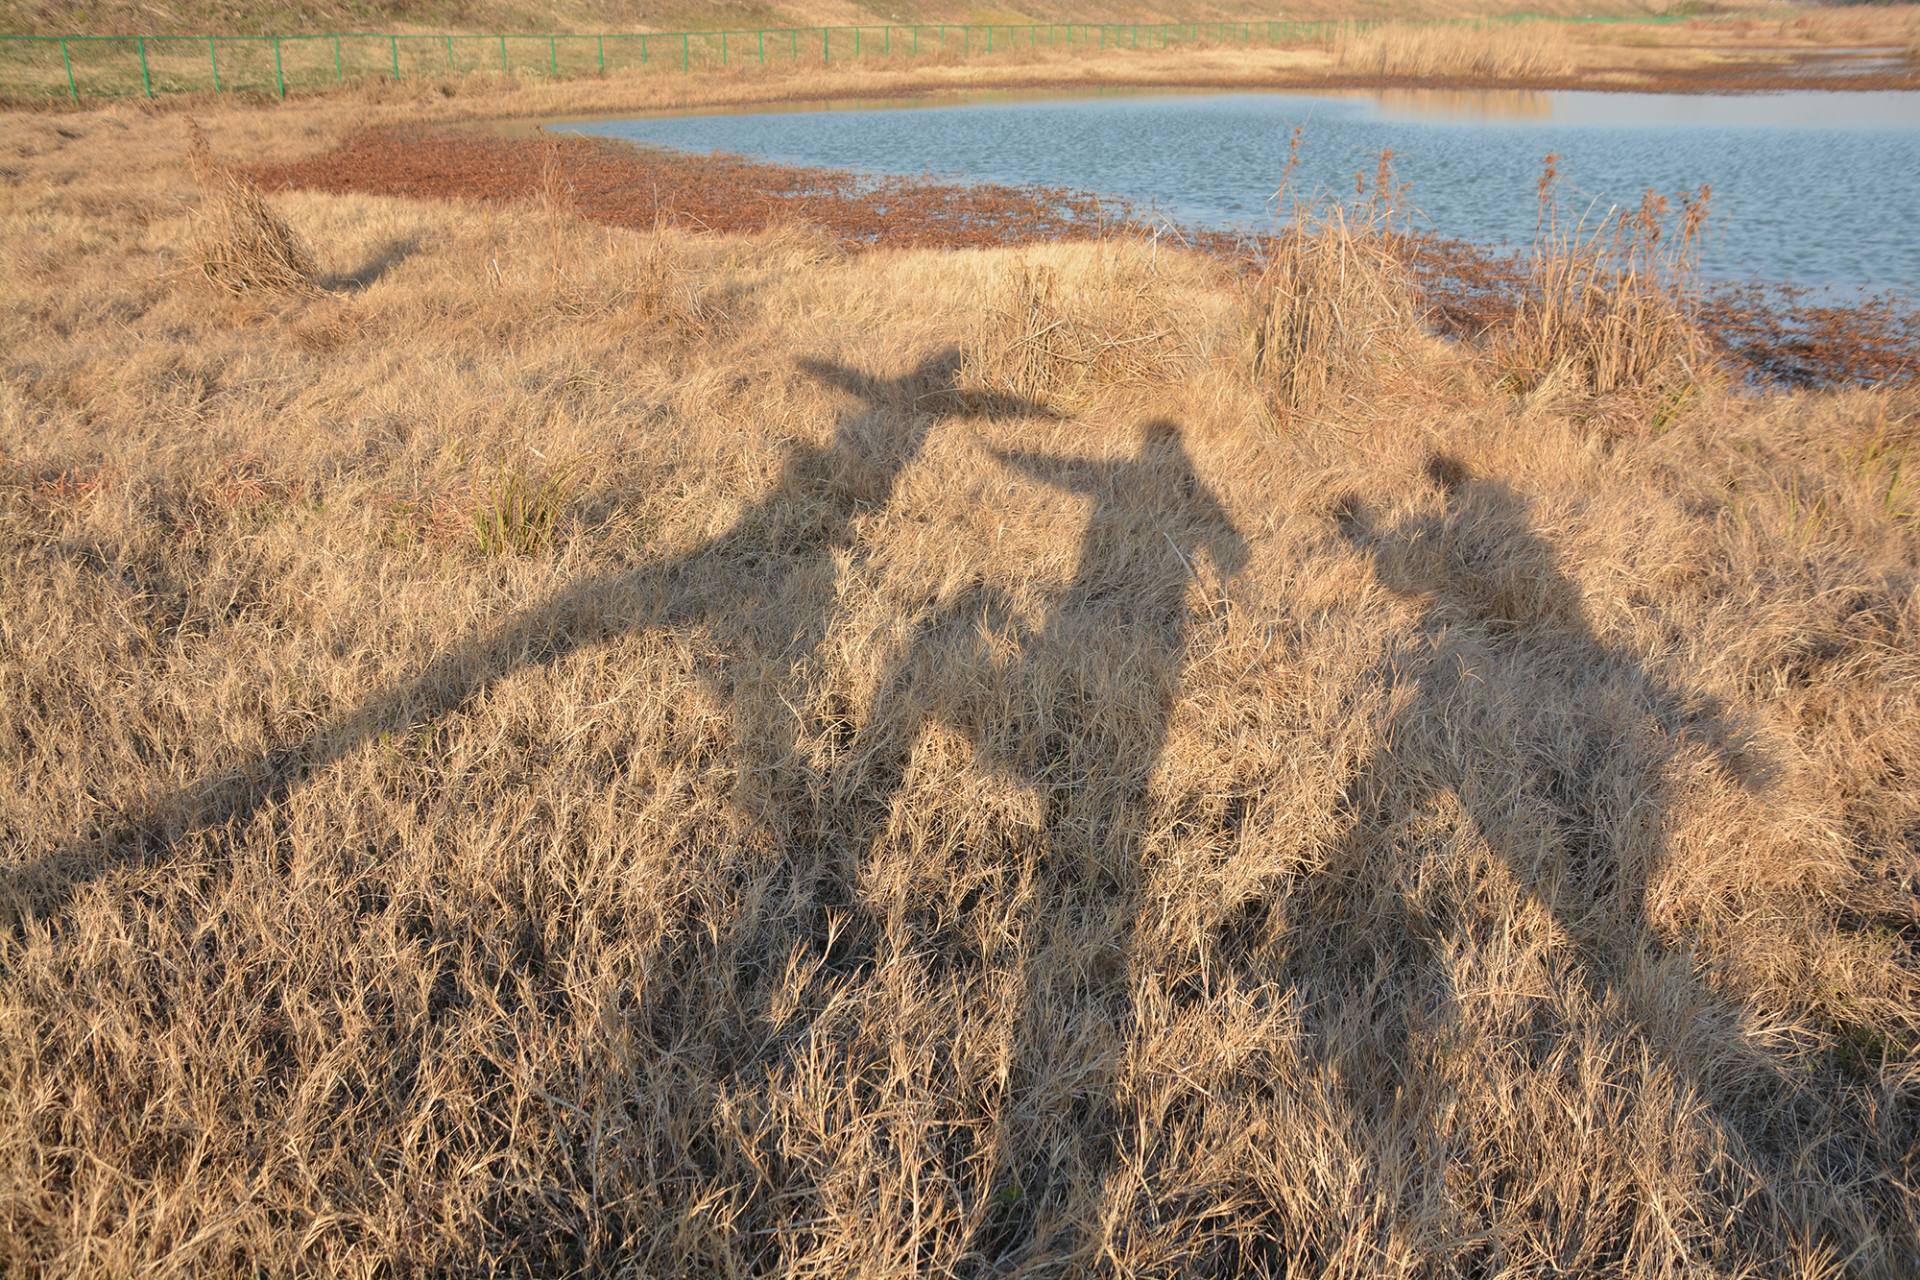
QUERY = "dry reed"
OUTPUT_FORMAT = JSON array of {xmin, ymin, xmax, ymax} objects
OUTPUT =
[
  {"xmin": 185, "ymin": 119, "xmax": 317, "ymax": 295},
  {"xmin": 1503, "ymin": 153, "xmax": 1712, "ymax": 396},
  {"xmin": 1332, "ymin": 20, "xmax": 1579, "ymax": 80},
  {"xmin": 1247, "ymin": 142, "xmax": 1421, "ymax": 423}
]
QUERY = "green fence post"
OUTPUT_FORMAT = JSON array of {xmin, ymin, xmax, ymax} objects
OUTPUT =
[
  {"xmin": 136, "ymin": 36, "xmax": 152, "ymax": 98},
  {"xmin": 548, "ymin": 34, "xmax": 556, "ymax": 76},
  {"xmin": 498, "ymin": 33, "xmax": 507, "ymax": 72},
  {"xmin": 60, "ymin": 36, "xmax": 76, "ymax": 101},
  {"xmin": 790, "ymin": 28, "xmax": 796, "ymax": 58},
  {"xmin": 884, "ymin": 26, "xmax": 890, "ymax": 55},
  {"xmin": 822, "ymin": 28, "xmax": 828, "ymax": 63},
  {"xmin": 757, "ymin": 30, "xmax": 763, "ymax": 65},
  {"xmin": 721, "ymin": 30, "xmax": 727, "ymax": 65},
  {"xmin": 446, "ymin": 34, "xmax": 454, "ymax": 71},
  {"xmin": 273, "ymin": 36, "xmax": 285, "ymax": 96},
  {"xmin": 597, "ymin": 34, "xmax": 604, "ymax": 72},
  {"xmin": 854, "ymin": 27, "xmax": 860, "ymax": 58},
  {"xmin": 208, "ymin": 35, "xmax": 219, "ymax": 93},
  {"xmin": 912, "ymin": 25, "xmax": 918, "ymax": 55},
  {"xmin": 390, "ymin": 34, "xmax": 399, "ymax": 80},
  {"xmin": 681, "ymin": 31, "xmax": 688, "ymax": 71},
  {"xmin": 336, "ymin": 34, "xmax": 344, "ymax": 80},
  {"xmin": 986, "ymin": 26, "xmax": 992, "ymax": 53}
]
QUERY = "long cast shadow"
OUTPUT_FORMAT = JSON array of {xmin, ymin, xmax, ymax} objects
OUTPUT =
[
  {"xmin": 832, "ymin": 420, "xmax": 1249, "ymax": 1266},
  {"xmin": 10, "ymin": 348, "xmax": 1052, "ymax": 927},
  {"xmin": 1278, "ymin": 451, "xmax": 1859, "ymax": 1255}
]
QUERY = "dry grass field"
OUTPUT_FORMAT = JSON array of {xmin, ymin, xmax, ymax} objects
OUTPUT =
[{"xmin": 2, "ymin": 76, "xmax": 1919, "ymax": 1278}]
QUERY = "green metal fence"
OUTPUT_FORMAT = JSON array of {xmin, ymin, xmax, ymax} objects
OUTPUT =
[{"xmin": 0, "ymin": 16, "xmax": 1687, "ymax": 104}]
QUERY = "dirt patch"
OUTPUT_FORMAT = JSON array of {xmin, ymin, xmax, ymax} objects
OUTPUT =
[{"xmin": 253, "ymin": 125, "xmax": 1128, "ymax": 251}]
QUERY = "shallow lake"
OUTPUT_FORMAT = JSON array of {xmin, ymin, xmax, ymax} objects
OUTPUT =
[{"xmin": 558, "ymin": 88, "xmax": 1920, "ymax": 294}]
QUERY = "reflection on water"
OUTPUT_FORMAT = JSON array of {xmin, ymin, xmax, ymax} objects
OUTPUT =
[
  {"xmin": 559, "ymin": 87, "xmax": 1920, "ymax": 292},
  {"xmin": 1369, "ymin": 88, "xmax": 1552, "ymax": 122}
]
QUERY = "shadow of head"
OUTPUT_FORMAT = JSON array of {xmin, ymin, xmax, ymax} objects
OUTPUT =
[
  {"xmin": 986, "ymin": 418, "xmax": 1250, "ymax": 583},
  {"xmin": 1336, "ymin": 450, "xmax": 1586, "ymax": 634}
]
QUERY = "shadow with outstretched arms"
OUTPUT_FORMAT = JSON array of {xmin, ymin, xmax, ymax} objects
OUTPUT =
[
  {"xmin": 8, "ymin": 348, "xmax": 1054, "ymax": 929},
  {"xmin": 826, "ymin": 419, "xmax": 1249, "ymax": 1267}
]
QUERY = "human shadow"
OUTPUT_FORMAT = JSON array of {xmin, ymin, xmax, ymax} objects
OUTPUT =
[
  {"xmin": 1287, "ymin": 451, "xmax": 1841, "ymax": 1247},
  {"xmin": 9, "ymin": 348, "xmax": 1053, "ymax": 927},
  {"xmin": 829, "ymin": 420, "xmax": 1248, "ymax": 1266}
]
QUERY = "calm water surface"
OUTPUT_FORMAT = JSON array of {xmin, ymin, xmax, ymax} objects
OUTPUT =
[{"xmin": 559, "ymin": 88, "xmax": 1920, "ymax": 293}]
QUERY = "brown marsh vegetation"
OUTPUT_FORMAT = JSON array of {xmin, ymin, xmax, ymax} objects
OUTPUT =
[{"xmin": 1, "ymin": 89, "xmax": 1918, "ymax": 1277}]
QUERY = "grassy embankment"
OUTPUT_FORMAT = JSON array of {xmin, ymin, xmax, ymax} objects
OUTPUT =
[
  {"xmin": 3, "ymin": 53, "xmax": 1919, "ymax": 1279},
  {"xmin": 0, "ymin": 0, "xmax": 1694, "ymax": 38},
  {"xmin": 6, "ymin": 6, "xmax": 1920, "ymax": 104}
]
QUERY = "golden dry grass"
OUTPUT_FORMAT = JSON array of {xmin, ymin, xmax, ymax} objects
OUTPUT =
[
  {"xmin": 1332, "ymin": 20, "xmax": 1579, "ymax": 80},
  {"xmin": 1, "ymin": 99, "xmax": 1918, "ymax": 1278},
  {"xmin": 963, "ymin": 245, "xmax": 1212, "ymax": 410}
]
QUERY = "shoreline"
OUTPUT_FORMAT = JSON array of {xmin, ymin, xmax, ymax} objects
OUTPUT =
[{"xmin": 250, "ymin": 119, "xmax": 1919, "ymax": 388}]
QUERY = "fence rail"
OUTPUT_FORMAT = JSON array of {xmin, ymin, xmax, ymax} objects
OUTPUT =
[{"xmin": 0, "ymin": 15, "xmax": 1685, "ymax": 104}]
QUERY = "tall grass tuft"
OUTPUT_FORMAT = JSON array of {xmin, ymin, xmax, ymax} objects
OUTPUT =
[
  {"xmin": 186, "ymin": 120, "xmax": 318, "ymax": 296},
  {"xmin": 1246, "ymin": 142, "xmax": 1420, "ymax": 423},
  {"xmin": 1504, "ymin": 154, "xmax": 1711, "ymax": 396}
]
